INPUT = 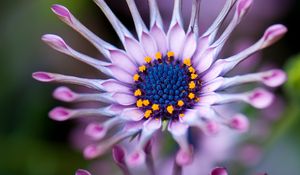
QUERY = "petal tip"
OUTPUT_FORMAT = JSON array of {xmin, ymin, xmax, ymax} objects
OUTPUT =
[
  {"xmin": 126, "ymin": 151, "xmax": 146, "ymax": 167},
  {"xmin": 249, "ymin": 88, "xmax": 274, "ymax": 109},
  {"xmin": 75, "ymin": 169, "xmax": 91, "ymax": 175},
  {"xmin": 53, "ymin": 86, "xmax": 76, "ymax": 102},
  {"xmin": 32, "ymin": 72, "xmax": 54, "ymax": 82},
  {"xmin": 262, "ymin": 24, "xmax": 287, "ymax": 47},
  {"xmin": 41, "ymin": 34, "xmax": 68, "ymax": 50},
  {"xmin": 175, "ymin": 147, "xmax": 193, "ymax": 166},
  {"xmin": 85, "ymin": 123, "xmax": 107, "ymax": 140},
  {"xmin": 263, "ymin": 69, "xmax": 287, "ymax": 87},
  {"xmin": 49, "ymin": 107, "xmax": 71, "ymax": 121},
  {"xmin": 83, "ymin": 144, "xmax": 101, "ymax": 159},
  {"xmin": 229, "ymin": 114, "xmax": 249, "ymax": 132},
  {"xmin": 51, "ymin": 4, "xmax": 72, "ymax": 22},
  {"xmin": 211, "ymin": 167, "xmax": 228, "ymax": 175}
]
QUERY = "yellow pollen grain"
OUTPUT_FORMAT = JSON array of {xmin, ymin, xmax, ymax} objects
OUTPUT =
[
  {"xmin": 188, "ymin": 93, "xmax": 195, "ymax": 99},
  {"xmin": 152, "ymin": 104, "xmax": 160, "ymax": 111},
  {"xmin": 191, "ymin": 73, "xmax": 198, "ymax": 79},
  {"xmin": 195, "ymin": 97, "xmax": 200, "ymax": 102},
  {"xmin": 177, "ymin": 100, "xmax": 184, "ymax": 107},
  {"xmin": 133, "ymin": 74, "xmax": 140, "ymax": 81},
  {"xmin": 188, "ymin": 67, "xmax": 195, "ymax": 73},
  {"xmin": 189, "ymin": 81, "xmax": 196, "ymax": 89},
  {"xmin": 143, "ymin": 100, "xmax": 150, "ymax": 106},
  {"xmin": 179, "ymin": 113, "xmax": 185, "ymax": 118},
  {"xmin": 166, "ymin": 105, "xmax": 174, "ymax": 114},
  {"xmin": 134, "ymin": 89, "xmax": 142, "ymax": 96},
  {"xmin": 183, "ymin": 58, "xmax": 191, "ymax": 66},
  {"xmin": 167, "ymin": 51, "xmax": 174, "ymax": 57},
  {"xmin": 139, "ymin": 65, "xmax": 146, "ymax": 72},
  {"xmin": 136, "ymin": 99, "xmax": 143, "ymax": 107},
  {"xmin": 144, "ymin": 110, "xmax": 152, "ymax": 118},
  {"xmin": 155, "ymin": 52, "xmax": 162, "ymax": 60},
  {"xmin": 144, "ymin": 56, "xmax": 152, "ymax": 63}
]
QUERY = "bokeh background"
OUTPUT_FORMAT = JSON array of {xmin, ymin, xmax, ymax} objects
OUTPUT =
[{"xmin": 0, "ymin": 0, "xmax": 300, "ymax": 175}]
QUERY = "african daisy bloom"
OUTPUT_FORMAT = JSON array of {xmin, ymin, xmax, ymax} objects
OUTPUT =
[{"xmin": 33, "ymin": 0, "xmax": 287, "ymax": 167}]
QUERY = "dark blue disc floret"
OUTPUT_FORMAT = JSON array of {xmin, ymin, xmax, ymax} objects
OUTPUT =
[{"xmin": 133, "ymin": 55, "xmax": 201, "ymax": 120}]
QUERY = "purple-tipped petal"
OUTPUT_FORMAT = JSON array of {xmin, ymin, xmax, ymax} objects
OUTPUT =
[
  {"xmin": 42, "ymin": 34, "xmax": 68, "ymax": 51},
  {"xmin": 85, "ymin": 123, "xmax": 107, "ymax": 140},
  {"xmin": 126, "ymin": 150, "xmax": 146, "ymax": 167},
  {"xmin": 84, "ymin": 144, "xmax": 102, "ymax": 159},
  {"xmin": 51, "ymin": 4, "xmax": 72, "ymax": 23},
  {"xmin": 229, "ymin": 114, "xmax": 249, "ymax": 132},
  {"xmin": 53, "ymin": 86, "xmax": 76, "ymax": 102},
  {"xmin": 211, "ymin": 167, "xmax": 228, "ymax": 175},
  {"xmin": 262, "ymin": 69, "xmax": 287, "ymax": 87},
  {"xmin": 262, "ymin": 24, "xmax": 287, "ymax": 48},
  {"xmin": 75, "ymin": 169, "xmax": 91, "ymax": 175},
  {"xmin": 113, "ymin": 145, "xmax": 132, "ymax": 175},
  {"xmin": 248, "ymin": 88, "xmax": 274, "ymax": 109},
  {"xmin": 176, "ymin": 146, "xmax": 193, "ymax": 166},
  {"xmin": 49, "ymin": 107, "xmax": 72, "ymax": 121},
  {"xmin": 32, "ymin": 72, "xmax": 54, "ymax": 82},
  {"xmin": 113, "ymin": 145, "xmax": 126, "ymax": 165},
  {"xmin": 205, "ymin": 121, "xmax": 220, "ymax": 135}
]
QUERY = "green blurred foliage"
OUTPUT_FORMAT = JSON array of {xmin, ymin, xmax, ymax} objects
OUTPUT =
[
  {"xmin": 285, "ymin": 54, "xmax": 300, "ymax": 101},
  {"xmin": 0, "ymin": 1, "xmax": 100, "ymax": 174}
]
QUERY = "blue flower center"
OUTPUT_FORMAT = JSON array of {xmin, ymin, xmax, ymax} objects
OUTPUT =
[
  {"xmin": 133, "ymin": 52, "xmax": 201, "ymax": 120},
  {"xmin": 140, "ymin": 62, "xmax": 189, "ymax": 106}
]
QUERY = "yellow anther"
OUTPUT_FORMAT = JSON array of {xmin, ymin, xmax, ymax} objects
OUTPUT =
[
  {"xmin": 183, "ymin": 58, "xmax": 191, "ymax": 66},
  {"xmin": 134, "ymin": 89, "xmax": 142, "ymax": 96},
  {"xmin": 188, "ymin": 67, "xmax": 195, "ymax": 73},
  {"xmin": 133, "ymin": 74, "xmax": 140, "ymax": 81},
  {"xmin": 167, "ymin": 51, "xmax": 174, "ymax": 57},
  {"xmin": 177, "ymin": 100, "xmax": 184, "ymax": 107},
  {"xmin": 166, "ymin": 105, "xmax": 174, "ymax": 114},
  {"xmin": 144, "ymin": 56, "xmax": 152, "ymax": 63},
  {"xmin": 188, "ymin": 93, "xmax": 195, "ymax": 99},
  {"xmin": 155, "ymin": 52, "xmax": 162, "ymax": 60},
  {"xmin": 144, "ymin": 110, "xmax": 152, "ymax": 118},
  {"xmin": 179, "ymin": 113, "xmax": 185, "ymax": 118},
  {"xmin": 143, "ymin": 100, "xmax": 150, "ymax": 106},
  {"xmin": 191, "ymin": 73, "xmax": 198, "ymax": 79},
  {"xmin": 152, "ymin": 104, "xmax": 160, "ymax": 111},
  {"xmin": 139, "ymin": 65, "xmax": 146, "ymax": 72},
  {"xmin": 189, "ymin": 81, "xmax": 196, "ymax": 89},
  {"xmin": 136, "ymin": 99, "xmax": 143, "ymax": 107},
  {"xmin": 195, "ymin": 97, "xmax": 200, "ymax": 102}
]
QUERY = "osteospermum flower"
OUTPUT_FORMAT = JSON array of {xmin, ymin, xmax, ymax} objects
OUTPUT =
[{"xmin": 33, "ymin": 0, "xmax": 287, "ymax": 166}]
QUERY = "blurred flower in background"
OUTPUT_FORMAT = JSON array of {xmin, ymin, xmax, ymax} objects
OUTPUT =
[{"xmin": 1, "ymin": 0, "xmax": 300, "ymax": 175}]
